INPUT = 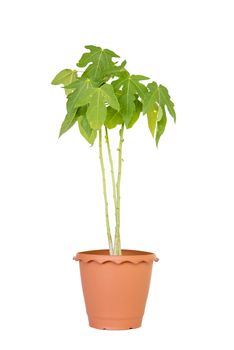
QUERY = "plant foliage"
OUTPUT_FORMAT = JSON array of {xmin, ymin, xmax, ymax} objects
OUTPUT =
[{"xmin": 52, "ymin": 45, "xmax": 176, "ymax": 146}]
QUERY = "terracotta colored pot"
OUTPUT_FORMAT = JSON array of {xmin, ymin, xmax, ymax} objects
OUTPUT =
[{"xmin": 73, "ymin": 249, "xmax": 159, "ymax": 330}]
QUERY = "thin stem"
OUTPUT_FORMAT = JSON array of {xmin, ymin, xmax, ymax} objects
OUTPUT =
[
  {"xmin": 114, "ymin": 124, "xmax": 124, "ymax": 255},
  {"xmin": 105, "ymin": 126, "xmax": 117, "ymax": 211},
  {"xmin": 98, "ymin": 128, "xmax": 114, "ymax": 255}
]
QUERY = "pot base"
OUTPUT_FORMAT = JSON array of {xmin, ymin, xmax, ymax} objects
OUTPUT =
[{"xmin": 89, "ymin": 317, "xmax": 142, "ymax": 330}]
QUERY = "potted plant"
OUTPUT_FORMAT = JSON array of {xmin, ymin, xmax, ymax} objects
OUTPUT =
[{"xmin": 52, "ymin": 45, "xmax": 176, "ymax": 330}]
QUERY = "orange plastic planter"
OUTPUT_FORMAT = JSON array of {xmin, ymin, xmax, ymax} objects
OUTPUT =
[{"xmin": 73, "ymin": 249, "xmax": 159, "ymax": 330}]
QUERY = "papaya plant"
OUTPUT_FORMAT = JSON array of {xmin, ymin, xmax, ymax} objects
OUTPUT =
[{"xmin": 52, "ymin": 45, "xmax": 176, "ymax": 255}]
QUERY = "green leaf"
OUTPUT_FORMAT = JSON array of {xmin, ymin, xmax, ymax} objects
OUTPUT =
[
  {"xmin": 102, "ymin": 48, "xmax": 119, "ymax": 57},
  {"xmin": 119, "ymin": 91, "xmax": 136, "ymax": 127},
  {"xmin": 59, "ymin": 111, "xmax": 78, "ymax": 138},
  {"xmin": 51, "ymin": 69, "xmax": 76, "ymax": 85},
  {"xmin": 159, "ymin": 84, "xmax": 176, "ymax": 122},
  {"xmin": 99, "ymin": 60, "xmax": 127, "ymax": 85},
  {"xmin": 129, "ymin": 75, "xmax": 149, "ymax": 99},
  {"xmin": 105, "ymin": 107, "xmax": 123, "ymax": 129},
  {"xmin": 86, "ymin": 89, "xmax": 106, "ymax": 129},
  {"xmin": 112, "ymin": 72, "xmax": 148, "ymax": 126},
  {"xmin": 156, "ymin": 107, "xmax": 167, "ymax": 146},
  {"xmin": 104, "ymin": 60, "xmax": 127, "ymax": 77},
  {"xmin": 157, "ymin": 105, "xmax": 163, "ymax": 122},
  {"xmin": 86, "ymin": 84, "xmax": 120, "ymax": 130},
  {"xmin": 59, "ymin": 105, "xmax": 88, "ymax": 138},
  {"xmin": 66, "ymin": 78, "xmax": 94, "ymax": 114},
  {"xmin": 111, "ymin": 71, "xmax": 129, "ymax": 90},
  {"xmin": 51, "ymin": 69, "xmax": 77, "ymax": 96},
  {"xmin": 113, "ymin": 74, "xmax": 136, "ymax": 126},
  {"xmin": 131, "ymin": 75, "xmax": 149, "ymax": 80},
  {"xmin": 127, "ymin": 99, "xmax": 142, "ymax": 129},
  {"xmin": 100, "ymin": 84, "xmax": 120, "ymax": 110},
  {"xmin": 78, "ymin": 115, "xmax": 97, "ymax": 145},
  {"xmin": 112, "ymin": 73, "xmax": 148, "ymax": 99},
  {"xmin": 147, "ymin": 104, "xmax": 163, "ymax": 137},
  {"xmin": 77, "ymin": 45, "xmax": 120, "ymax": 84},
  {"xmin": 64, "ymin": 79, "xmax": 82, "ymax": 89},
  {"xmin": 64, "ymin": 72, "xmax": 78, "ymax": 96},
  {"xmin": 78, "ymin": 46, "xmax": 119, "ymax": 67},
  {"xmin": 147, "ymin": 104, "xmax": 158, "ymax": 137},
  {"xmin": 143, "ymin": 82, "xmax": 159, "ymax": 114}
]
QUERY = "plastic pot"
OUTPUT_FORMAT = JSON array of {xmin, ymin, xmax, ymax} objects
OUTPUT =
[{"xmin": 73, "ymin": 249, "xmax": 158, "ymax": 330}]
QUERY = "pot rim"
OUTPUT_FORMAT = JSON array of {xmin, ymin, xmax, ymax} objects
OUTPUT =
[{"xmin": 73, "ymin": 249, "xmax": 159, "ymax": 264}]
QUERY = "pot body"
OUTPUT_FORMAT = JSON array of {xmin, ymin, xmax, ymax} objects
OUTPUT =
[{"xmin": 73, "ymin": 249, "xmax": 158, "ymax": 330}]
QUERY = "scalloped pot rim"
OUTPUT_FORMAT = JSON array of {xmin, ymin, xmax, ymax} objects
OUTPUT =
[{"xmin": 73, "ymin": 249, "xmax": 159, "ymax": 264}]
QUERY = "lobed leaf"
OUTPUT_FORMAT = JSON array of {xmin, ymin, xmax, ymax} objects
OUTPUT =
[
  {"xmin": 130, "ymin": 76, "xmax": 148, "ymax": 99},
  {"xmin": 111, "ymin": 71, "xmax": 129, "ymax": 90},
  {"xmin": 103, "ymin": 60, "xmax": 127, "ymax": 78},
  {"xmin": 143, "ymin": 82, "xmax": 159, "ymax": 114},
  {"xmin": 77, "ymin": 45, "xmax": 120, "ymax": 84},
  {"xmin": 66, "ymin": 78, "xmax": 94, "ymax": 114},
  {"xmin": 112, "ymin": 72, "xmax": 148, "ymax": 98},
  {"xmin": 159, "ymin": 85, "xmax": 176, "ymax": 122},
  {"xmin": 86, "ymin": 84, "xmax": 120, "ymax": 130},
  {"xmin": 112, "ymin": 72, "xmax": 149, "ymax": 127}
]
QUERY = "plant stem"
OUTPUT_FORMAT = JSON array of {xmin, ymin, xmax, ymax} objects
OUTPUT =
[
  {"xmin": 98, "ymin": 128, "xmax": 114, "ymax": 255},
  {"xmin": 105, "ymin": 126, "xmax": 117, "ymax": 213},
  {"xmin": 114, "ymin": 124, "xmax": 124, "ymax": 255}
]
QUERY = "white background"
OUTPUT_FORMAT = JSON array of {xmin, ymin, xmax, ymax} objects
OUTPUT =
[{"xmin": 0, "ymin": 0, "xmax": 233, "ymax": 348}]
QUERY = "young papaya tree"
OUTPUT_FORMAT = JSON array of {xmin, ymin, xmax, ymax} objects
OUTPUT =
[{"xmin": 52, "ymin": 45, "xmax": 176, "ymax": 255}]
